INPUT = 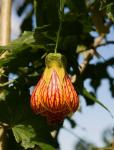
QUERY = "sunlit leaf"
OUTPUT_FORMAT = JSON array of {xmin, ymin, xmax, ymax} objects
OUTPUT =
[
  {"xmin": 12, "ymin": 124, "xmax": 36, "ymax": 149},
  {"xmin": 12, "ymin": 116, "xmax": 57, "ymax": 150}
]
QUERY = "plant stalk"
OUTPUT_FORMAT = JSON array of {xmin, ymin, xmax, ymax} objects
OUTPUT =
[
  {"xmin": 54, "ymin": 22, "xmax": 62, "ymax": 53},
  {"xmin": 33, "ymin": 0, "xmax": 38, "ymax": 27}
]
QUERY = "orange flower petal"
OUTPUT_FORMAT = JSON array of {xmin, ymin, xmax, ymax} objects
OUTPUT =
[{"xmin": 30, "ymin": 53, "xmax": 79, "ymax": 124}]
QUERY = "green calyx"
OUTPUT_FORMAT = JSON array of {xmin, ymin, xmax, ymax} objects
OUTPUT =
[{"xmin": 45, "ymin": 53, "xmax": 67, "ymax": 68}]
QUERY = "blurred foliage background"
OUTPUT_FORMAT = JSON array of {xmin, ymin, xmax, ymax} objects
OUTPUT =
[{"xmin": 0, "ymin": 0, "xmax": 114, "ymax": 149}]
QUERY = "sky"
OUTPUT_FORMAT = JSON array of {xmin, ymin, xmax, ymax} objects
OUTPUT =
[
  {"xmin": 59, "ymin": 79, "xmax": 114, "ymax": 150},
  {"xmin": 11, "ymin": 1, "xmax": 114, "ymax": 150},
  {"xmin": 58, "ymin": 26, "xmax": 114, "ymax": 150}
]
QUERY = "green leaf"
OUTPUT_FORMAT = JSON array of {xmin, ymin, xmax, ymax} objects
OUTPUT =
[
  {"xmin": 106, "ymin": 3, "xmax": 114, "ymax": 22},
  {"xmin": 76, "ymin": 44, "xmax": 87, "ymax": 53},
  {"xmin": 38, "ymin": 143, "xmax": 55, "ymax": 150},
  {"xmin": 12, "ymin": 120, "xmax": 56, "ymax": 150},
  {"xmin": 82, "ymin": 88, "xmax": 113, "ymax": 118},
  {"xmin": 0, "ymin": 89, "xmax": 9, "ymax": 101},
  {"xmin": 60, "ymin": 0, "xmax": 66, "ymax": 12},
  {"xmin": 12, "ymin": 124, "xmax": 36, "ymax": 149},
  {"xmin": 34, "ymin": 26, "xmax": 56, "ymax": 44},
  {"xmin": 11, "ymin": 110, "xmax": 58, "ymax": 149},
  {"xmin": 0, "ymin": 32, "xmax": 34, "ymax": 67},
  {"xmin": 36, "ymin": 0, "xmax": 59, "ymax": 27},
  {"xmin": 0, "ymin": 100, "xmax": 12, "ymax": 123}
]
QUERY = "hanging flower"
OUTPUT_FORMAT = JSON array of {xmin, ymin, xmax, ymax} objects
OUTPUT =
[{"xmin": 30, "ymin": 53, "xmax": 79, "ymax": 124}]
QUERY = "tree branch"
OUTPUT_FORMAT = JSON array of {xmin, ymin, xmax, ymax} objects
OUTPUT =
[
  {"xmin": 79, "ymin": 49, "xmax": 94, "ymax": 74},
  {"xmin": 97, "ymin": 41, "xmax": 114, "ymax": 48},
  {"xmin": 79, "ymin": 34, "xmax": 105, "ymax": 74},
  {"xmin": 79, "ymin": 18, "xmax": 113, "ymax": 74}
]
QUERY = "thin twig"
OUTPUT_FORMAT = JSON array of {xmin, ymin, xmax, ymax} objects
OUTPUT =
[
  {"xmin": 79, "ymin": 49, "xmax": 95, "ymax": 74},
  {"xmin": 93, "ymin": 34, "xmax": 105, "ymax": 48},
  {"xmin": 97, "ymin": 41, "xmax": 114, "ymax": 48},
  {"xmin": 79, "ymin": 34, "xmax": 105, "ymax": 74},
  {"xmin": 79, "ymin": 18, "xmax": 113, "ymax": 74},
  {"xmin": 0, "ymin": 79, "xmax": 16, "ymax": 87}
]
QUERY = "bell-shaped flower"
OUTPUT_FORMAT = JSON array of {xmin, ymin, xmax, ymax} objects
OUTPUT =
[{"xmin": 31, "ymin": 53, "xmax": 79, "ymax": 124}]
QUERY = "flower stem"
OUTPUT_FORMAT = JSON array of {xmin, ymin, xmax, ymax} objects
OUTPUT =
[
  {"xmin": 54, "ymin": 21, "xmax": 62, "ymax": 53},
  {"xmin": 54, "ymin": 0, "xmax": 64, "ymax": 53},
  {"xmin": 33, "ymin": 0, "xmax": 38, "ymax": 27}
]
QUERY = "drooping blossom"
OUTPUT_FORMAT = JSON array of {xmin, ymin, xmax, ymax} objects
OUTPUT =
[{"xmin": 30, "ymin": 53, "xmax": 79, "ymax": 124}]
